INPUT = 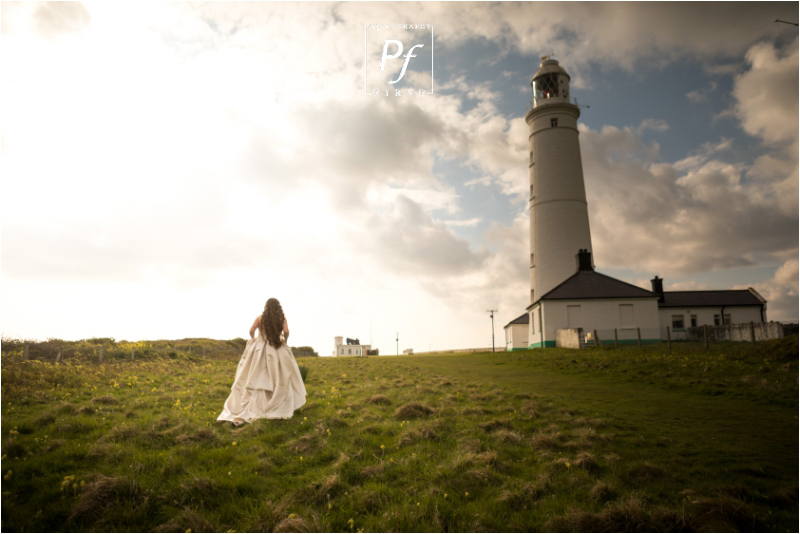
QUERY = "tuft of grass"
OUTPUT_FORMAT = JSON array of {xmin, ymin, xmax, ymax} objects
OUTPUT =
[
  {"xmin": 298, "ymin": 365, "xmax": 310, "ymax": 383},
  {"xmin": 365, "ymin": 394, "xmax": 392, "ymax": 405},
  {"xmin": 394, "ymin": 402, "xmax": 434, "ymax": 419}
]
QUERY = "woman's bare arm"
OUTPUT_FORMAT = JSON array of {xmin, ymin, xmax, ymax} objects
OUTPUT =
[{"xmin": 249, "ymin": 315, "xmax": 262, "ymax": 339}]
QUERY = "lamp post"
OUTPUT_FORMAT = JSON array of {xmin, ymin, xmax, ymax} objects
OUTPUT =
[{"xmin": 487, "ymin": 309, "xmax": 497, "ymax": 352}]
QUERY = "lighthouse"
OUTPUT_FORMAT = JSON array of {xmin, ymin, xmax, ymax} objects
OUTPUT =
[{"xmin": 526, "ymin": 57, "xmax": 593, "ymax": 304}]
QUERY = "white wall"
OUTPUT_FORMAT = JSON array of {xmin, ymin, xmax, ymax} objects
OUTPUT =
[
  {"xmin": 542, "ymin": 298, "xmax": 661, "ymax": 344},
  {"xmin": 528, "ymin": 104, "xmax": 593, "ymax": 303},
  {"xmin": 334, "ymin": 344, "xmax": 371, "ymax": 357},
  {"xmin": 505, "ymin": 323, "xmax": 528, "ymax": 350}
]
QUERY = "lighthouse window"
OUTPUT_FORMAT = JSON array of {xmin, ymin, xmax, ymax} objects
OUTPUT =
[
  {"xmin": 551, "ymin": 118, "xmax": 558, "ymax": 128},
  {"xmin": 530, "ymin": 253, "xmax": 534, "ymax": 266}
]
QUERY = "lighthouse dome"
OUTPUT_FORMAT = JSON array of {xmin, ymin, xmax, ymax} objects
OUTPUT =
[{"xmin": 531, "ymin": 58, "xmax": 572, "ymax": 108}]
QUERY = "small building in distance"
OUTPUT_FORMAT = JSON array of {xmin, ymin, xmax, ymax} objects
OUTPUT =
[
  {"xmin": 332, "ymin": 336, "xmax": 371, "ymax": 357},
  {"xmin": 650, "ymin": 276, "xmax": 767, "ymax": 340},
  {"xmin": 504, "ymin": 313, "xmax": 530, "ymax": 351}
]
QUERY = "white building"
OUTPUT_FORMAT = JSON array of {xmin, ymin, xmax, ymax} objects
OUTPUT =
[
  {"xmin": 332, "ymin": 336, "xmax": 371, "ymax": 357},
  {"xmin": 525, "ymin": 250, "xmax": 661, "ymax": 348},
  {"xmin": 504, "ymin": 313, "xmax": 529, "ymax": 351},
  {"xmin": 650, "ymin": 276, "xmax": 767, "ymax": 340}
]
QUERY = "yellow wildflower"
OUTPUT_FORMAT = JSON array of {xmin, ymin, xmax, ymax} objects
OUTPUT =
[{"xmin": 288, "ymin": 513, "xmax": 298, "ymax": 519}]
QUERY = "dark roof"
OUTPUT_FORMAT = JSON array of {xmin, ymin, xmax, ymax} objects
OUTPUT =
[
  {"xmin": 537, "ymin": 270, "xmax": 657, "ymax": 302},
  {"xmin": 660, "ymin": 289, "xmax": 765, "ymax": 308},
  {"xmin": 504, "ymin": 313, "xmax": 529, "ymax": 328}
]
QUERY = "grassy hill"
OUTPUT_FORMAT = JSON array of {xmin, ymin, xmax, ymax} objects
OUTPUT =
[{"xmin": 1, "ymin": 337, "xmax": 797, "ymax": 531}]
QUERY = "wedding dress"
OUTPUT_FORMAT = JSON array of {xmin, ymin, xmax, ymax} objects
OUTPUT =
[{"xmin": 217, "ymin": 336, "xmax": 306, "ymax": 424}]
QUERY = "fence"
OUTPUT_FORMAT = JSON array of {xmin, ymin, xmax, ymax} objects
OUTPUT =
[
  {"xmin": 556, "ymin": 328, "xmax": 660, "ymax": 349},
  {"xmin": 554, "ymin": 322, "xmax": 795, "ymax": 351},
  {"xmin": 686, "ymin": 322, "xmax": 792, "ymax": 343}
]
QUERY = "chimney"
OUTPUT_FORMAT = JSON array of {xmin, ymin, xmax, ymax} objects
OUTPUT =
[
  {"xmin": 576, "ymin": 249, "xmax": 594, "ymax": 272},
  {"xmin": 651, "ymin": 276, "xmax": 664, "ymax": 303}
]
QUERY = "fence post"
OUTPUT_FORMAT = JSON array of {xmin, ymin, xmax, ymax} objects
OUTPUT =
[
  {"xmin": 614, "ymin": 329, "xmax": 619, "ymax": 349},
  {"xmin": 637, "ymin": 327, "xmax": 642, "ymax": 348},
  {"xmin": 24, "ymin": 343, "xmax": 29, "ymax": 360},
  {"xmin": 750, "ymin": 322, "xmax": 756, "ymax": 345},
  {"xmin": 594, "ymin": 330, "xmax": 602, "ymax": 348},
  {"xmin": 131, "ymin": 347, "xmax": 135, "ymax": 362},
  {"xmin": 56, "ymin": 347, "xmax": 62, "ymax": 363},
  {"xmin": 667, "ymin": 327, "xmax": 672, "ymax": 351},
  {"xmin": 704, "ymin": 325, "xmax": 709, "ymax": 352}
]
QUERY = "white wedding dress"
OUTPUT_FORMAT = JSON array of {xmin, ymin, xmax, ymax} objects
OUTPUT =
[{"xmin": 217, "ymin": 336, "xmax": 306, "ymax": 424}]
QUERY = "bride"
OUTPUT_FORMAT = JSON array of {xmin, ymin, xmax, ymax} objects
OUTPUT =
[{"xmin": 217, "ymin": 298, "xmax": 306, "ymax": 424}]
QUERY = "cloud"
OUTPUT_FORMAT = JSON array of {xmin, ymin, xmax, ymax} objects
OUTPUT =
[
  {"xmin": 581, "ymin": 122, "xmax": 797, "ymax": 277},
  {"xmin": 361, "ymin": 195, "xmax": 488, "ymax": 278},
  {"xmin": 733, "ymin": 37, "xmax": 799, "ymax": 145},
  {"xmin": 33, "ymin": 2, "xmax": 91, "ymax": 39},
  {"xmin": 686, "ymin": 81, "xmax": 718, "ymax": 103},
  {"xmin": 739, "ymin": 258, "xmax": 799, "ymax": 321}
]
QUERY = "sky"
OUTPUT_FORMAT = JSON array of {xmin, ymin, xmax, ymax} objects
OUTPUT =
[{"xmin": 2, "ymin": 1, "xmax": 798, "ymax": 355}]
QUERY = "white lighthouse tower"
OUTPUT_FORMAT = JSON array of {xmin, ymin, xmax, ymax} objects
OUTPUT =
[{"xmin": 526, "ymin": 57, "xmax": 593, "ymax": 304}]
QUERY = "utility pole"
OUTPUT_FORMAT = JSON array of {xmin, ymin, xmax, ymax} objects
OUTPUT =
[
  {"xmin": 396, "ymin": 332, "xmax": 399, "ymax": 356},
  {"xmin": 487, "ymin": 309, "xmax": 497, "ymax": 352}
]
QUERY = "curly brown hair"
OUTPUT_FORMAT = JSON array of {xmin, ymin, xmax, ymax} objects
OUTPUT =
[{"xmin": 261, "ymin": 298, "xmax": 286, "ymax": 348}]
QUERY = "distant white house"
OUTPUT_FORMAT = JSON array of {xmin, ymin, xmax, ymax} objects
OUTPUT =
[
  {"xmin": 504, "ymin": 313, "xmax": 529, "ymax": 351},
  {"xmin": 332, "ymin": 336, "xmax": 371, "ymax": 357}
]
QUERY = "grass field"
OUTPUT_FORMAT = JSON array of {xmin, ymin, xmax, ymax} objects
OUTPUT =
[{"xmin": 2, "ymin": 337, "xmax": 797, "ymax": 532}]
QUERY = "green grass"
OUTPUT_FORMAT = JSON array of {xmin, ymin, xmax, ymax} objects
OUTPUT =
[{"xmin": 2, "ymin": 337, "xmax": 797, "ymax": 532}]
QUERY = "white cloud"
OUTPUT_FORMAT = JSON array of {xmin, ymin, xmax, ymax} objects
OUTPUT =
[{"xmin": 738, "ymin": 258, "xmax": 799, "ymax": 322}]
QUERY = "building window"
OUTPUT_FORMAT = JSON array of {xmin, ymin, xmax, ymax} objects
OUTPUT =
[
  {"xmin": 690, "ymin": 315, "xmax": 698, "ymax": 328},
  {"xmin": 618, "ymin": 304, "xmax": 634, "ymax": 328},
  {"xmin": 531, "ymin": 289, "xmax": 535, "ymax": 302},
  {"xmin": 671, "ymin": 315, "xmax": 685, "ymax": 330},
  {"xmin": 550, "ymin": 118, "xmax": 558, "ymax": 128},
  {"xmin": 348, "ymin": 348, "xmax": 351, "ymax": 355},
  {"xmin": 714, "ymin": 314, "xmax": 732, "ymax": 326},
  {"xmin": 530, "ymin": 184, "xmax": 534, "ymax": 198},
  {"xmin": 530, "ymin": 253, "xmax": 534, "ymax": 267}
]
